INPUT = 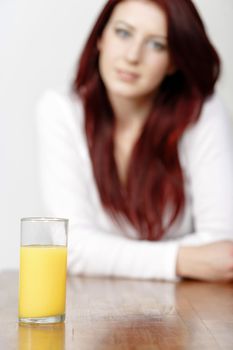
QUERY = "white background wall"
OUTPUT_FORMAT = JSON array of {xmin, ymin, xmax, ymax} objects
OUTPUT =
[{"xmin": 0, "ymin": 0, "xmax": 232, "ymax": 271}]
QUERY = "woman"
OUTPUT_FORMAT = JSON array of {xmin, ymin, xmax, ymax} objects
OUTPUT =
[{"xmin": 37, "ymin": 0, "xmax": 233, "ymax": 281}]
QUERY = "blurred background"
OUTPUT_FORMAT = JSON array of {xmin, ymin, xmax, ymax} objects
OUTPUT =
[{"xmin": 0, "ymin": 0, "xmax": 233, "ymax": 271}]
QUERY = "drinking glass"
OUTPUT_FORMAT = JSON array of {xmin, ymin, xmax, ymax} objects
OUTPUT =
[{"xmin": 18, "ymin": 217, "xmax": 68, "ymax": 324}]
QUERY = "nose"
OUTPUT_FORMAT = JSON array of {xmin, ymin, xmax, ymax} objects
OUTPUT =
[{"xmin": 124, "ymin": 40, "xmax": 142, "ymax": 64}]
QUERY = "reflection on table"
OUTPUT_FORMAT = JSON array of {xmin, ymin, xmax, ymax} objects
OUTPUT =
[{"xmin": 0, "ymin": 271, "xmax": 232, "ymax": 349}]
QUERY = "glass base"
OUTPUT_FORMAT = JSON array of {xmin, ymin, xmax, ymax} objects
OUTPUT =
[{"xmin": 18, "ymin": 314, "xmax": 65, "ymax": 324}]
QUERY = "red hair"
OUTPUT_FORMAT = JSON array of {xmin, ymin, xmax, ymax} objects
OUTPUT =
[{"xmin": 73, "ymin": 0, "xmax": 220, "ymax": 240}]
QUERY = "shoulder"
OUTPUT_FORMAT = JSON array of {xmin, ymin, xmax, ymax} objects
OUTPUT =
[
  {"xmin": 36, "ymin": 89, "xmax": 90, "ymax": 163},
  {"xmin": 181, "ymin": 93, "xmax": 233, "ymax": 155},
  {"xmin": 36, "ymin": 88, "xmax": 84, "ymax": 132},
  {"xmin": 179, "ymin": 93, "xmax": 233, "ymax": 174},
  {"xmin": 198, "ymin": 93, "xmax": 232, "ymax": 131}
]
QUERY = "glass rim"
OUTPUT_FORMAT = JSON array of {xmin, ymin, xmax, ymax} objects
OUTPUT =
[{"xmin": 21, "ymin": 217, "xmax": 68, "ymax": 223}]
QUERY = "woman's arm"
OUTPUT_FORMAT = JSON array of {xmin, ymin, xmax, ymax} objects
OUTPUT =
[
  {"xmin": 176, "ymin": 94, "xmax": 233, "ymax": 281},
  {"xmin": 176, "ymin": 242, "xmax": 233, "ymax": 281}
]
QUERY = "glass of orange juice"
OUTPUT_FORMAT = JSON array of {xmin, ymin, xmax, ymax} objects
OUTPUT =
[{"xmin": 18, "ymin": 217, "xmax": 68, "ymax": 324}]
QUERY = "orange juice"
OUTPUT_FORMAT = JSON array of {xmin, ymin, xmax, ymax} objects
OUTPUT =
[{"xmin": 19, "ymin": 245, "xmax": 67, "ymax": 319}]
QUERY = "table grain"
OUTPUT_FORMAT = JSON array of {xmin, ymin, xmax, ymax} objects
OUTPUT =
[{"xmin": 0, "ymin": 271, "xmax": 233, "ymax": 349}]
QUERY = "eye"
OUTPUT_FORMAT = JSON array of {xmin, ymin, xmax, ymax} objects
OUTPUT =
[
  {"xmin": 115, "ymin": 28, "xmax": 131, "ymax": 39},
  {"xmin": 147, "ymin": 39, "xmax": 166, "ymax": 51}
]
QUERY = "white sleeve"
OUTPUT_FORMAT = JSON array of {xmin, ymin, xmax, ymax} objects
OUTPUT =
[
  {"xmin": 177, "ymin": 94, "xmax": 233, "ymax": 245},
  {"xmin": 36, "ymin": 91, "xmax": 233, "ymax": 281}
]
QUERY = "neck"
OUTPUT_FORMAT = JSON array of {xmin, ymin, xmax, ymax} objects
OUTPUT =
[
  {"xmin": 108, "ymin": 94, "xmax": 154, "ymax": 131},
  {"xmin": 109, "ymin": 94, "xmax": 154, "ymax": 184}
]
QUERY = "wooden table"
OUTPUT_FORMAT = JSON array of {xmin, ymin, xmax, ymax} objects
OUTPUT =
[{"xmin": 0, "ymin": 271, "xmax": 233, "ymax": 349}]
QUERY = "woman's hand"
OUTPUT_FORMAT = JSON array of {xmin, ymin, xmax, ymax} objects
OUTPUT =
[{"xmin": 176, "ymin": 241, "xmax": 233, "ymax": 282}]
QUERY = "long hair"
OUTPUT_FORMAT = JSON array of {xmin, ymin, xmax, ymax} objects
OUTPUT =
[{"xmin": 73, "ymin": 0, "xmax": 220, "ymax": 240}]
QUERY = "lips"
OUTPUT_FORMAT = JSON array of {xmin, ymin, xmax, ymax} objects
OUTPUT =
[{"xmin": 116, "ymin": 69, "xmax": 140, "ymax": 82}]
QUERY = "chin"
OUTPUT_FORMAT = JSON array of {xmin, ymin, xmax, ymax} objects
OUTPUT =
[
  {"xmin": 107, "ymin": 84, "xmax": 142, "ymax": 99},
  {"xmin": 111, "ymin": 91, "xmax": 142, "ymax": 100}
]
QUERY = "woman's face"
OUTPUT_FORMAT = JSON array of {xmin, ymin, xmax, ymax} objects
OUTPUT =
[{"xmin": 98, "ymin": 0, "xmax": 173, "ymax": 101}]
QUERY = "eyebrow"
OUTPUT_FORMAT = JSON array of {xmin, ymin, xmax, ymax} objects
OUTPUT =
[
  {"xmin": 113, "ymin": 20, "xmax": 167, "ymax": 40},
  {"xmin": 114, "ymin": 20, "xmax": 135, "ymax": 31}
]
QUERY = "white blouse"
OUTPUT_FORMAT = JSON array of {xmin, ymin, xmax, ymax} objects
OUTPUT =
[{"xmin": 36, "ymin": 90, "xmax": 233, "ymax": 280}]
